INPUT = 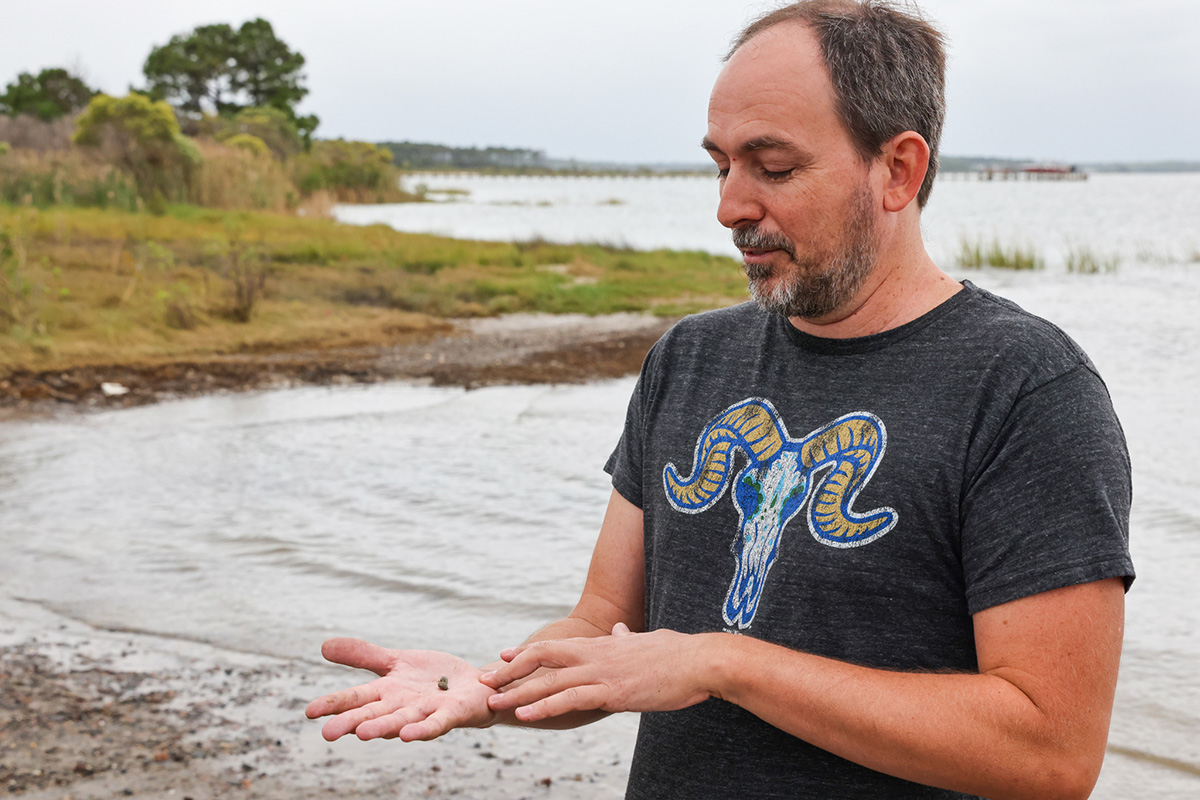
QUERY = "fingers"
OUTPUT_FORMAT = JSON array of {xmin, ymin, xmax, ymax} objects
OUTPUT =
[
  {"xmin": 353, "ymin": 705, "xmax": 429, "ymax": 741},
  {"xmin": 397, "ymin": 707, "xmax": 457, "ymax": 742},
  {"xmin": 486, "ymin": 663, "xmax": 594, "ymax": 713},
  {"xmin": 499, "ymin": 683, "xmax": 610, "ymax": 723},
  {"xmin": 305, "ymin": 683, "xmax": 381, "ymax": 720},
  {"xmin": 317, "ymin": 697, "xmax": 406, "ymax": 741},
  {"xmin": 479, "ymin": 646, "xmax": 554, "ymax": 690},
  {"xmin": 612, "ymin": 622, "xmax": 632, "ymax": 636},
  {"xmin": 320, "ymin": 638, "xmax": 397, "ymax": 676}
]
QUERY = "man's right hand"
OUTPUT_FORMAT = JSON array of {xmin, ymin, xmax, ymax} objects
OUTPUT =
[{"xmin": 305, "ymin": 638, "xmax": 496, "ymax": 741}]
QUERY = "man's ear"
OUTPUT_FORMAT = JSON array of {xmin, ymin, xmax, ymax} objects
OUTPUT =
[{"xmin": 879, "ymin": 131, "xmax": 930, "ymax": 213}]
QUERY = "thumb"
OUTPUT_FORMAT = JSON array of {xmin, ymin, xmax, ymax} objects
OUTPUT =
[
  {"xmin": 611, "ymin": 622, "xmax": 633, "ymax": 636},
  {"xmin": 320, "ymin": 637, "xmax": 396, "ymax": 676}
]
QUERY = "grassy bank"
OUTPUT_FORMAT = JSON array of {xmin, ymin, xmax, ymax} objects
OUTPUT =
[{"xmin": 0, "ymin": 205, "xmax": 744, "ymax": 373}]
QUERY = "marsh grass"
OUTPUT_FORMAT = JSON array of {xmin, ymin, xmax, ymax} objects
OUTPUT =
[
  {"xmin": 0, "ymin": 205, "xmax": 746, "ymax": 371},
  {"xmin": 956, "ymin": 237, "xmax": 1043, "ymax": 271},
  {"xmin": 191, "ymin": 140, "xmax": 296, "ymax": 213},
  {"xmin": 0, "ymin": 149, "xmax": 140, "ymax": 211},
  {"xmin": 1065, "ymin": 246, "xmax": 1121, "ymax": 275}
]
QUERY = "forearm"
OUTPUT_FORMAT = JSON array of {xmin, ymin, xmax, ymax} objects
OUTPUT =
[{"xmin": 701, "ymin": 633, "xmax": 1104, "ymax": 800}]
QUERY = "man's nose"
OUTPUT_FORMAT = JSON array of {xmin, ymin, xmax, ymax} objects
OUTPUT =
[{"xmin": 716, "ymin": 167, "xmax": 765, "ymax": 230}]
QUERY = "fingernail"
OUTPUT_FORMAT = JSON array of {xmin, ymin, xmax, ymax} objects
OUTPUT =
[{"xmin": 479, "ymin": 671, "xmax": 495, "ymax": 682}]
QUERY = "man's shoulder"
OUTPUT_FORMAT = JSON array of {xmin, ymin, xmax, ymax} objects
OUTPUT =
[
  {"xmin": 652, "ymin": 301, "xmax": 768, "ymax": 352},
  {"xmin": 671, "ymin": 301, "xmax": 765, "ymax": 331},
  {"xmin": 952, "ymin": 282, "xmax": 1096, "ymax": 387}
]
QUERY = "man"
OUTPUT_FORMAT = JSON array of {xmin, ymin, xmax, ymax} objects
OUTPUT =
[{"xmin": 307, "ymin": 2, "xmax": 1134, "ymax": 797}]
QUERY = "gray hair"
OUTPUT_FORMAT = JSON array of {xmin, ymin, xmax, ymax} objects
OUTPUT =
[{"xmin": 728, "ymin": 0, "xmax": 946, "ymax": 208}]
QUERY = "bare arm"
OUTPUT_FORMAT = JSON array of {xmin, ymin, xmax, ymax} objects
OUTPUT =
[{"xmin": 484, "ymin": 577, "xmax": 1125, "ymax": 800}]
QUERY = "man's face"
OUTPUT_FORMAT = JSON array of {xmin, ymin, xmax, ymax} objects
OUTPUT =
[{"xmin": 705, "ymin": 22, "xmax": 881, "ymax": 321}]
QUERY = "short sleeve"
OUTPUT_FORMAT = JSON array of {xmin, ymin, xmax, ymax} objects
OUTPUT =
[
  {"xmin": 961, "ymin": 365, "xmax": 1134, "ymax": 614},
  {"xmin": 604, "ymin": 338, "xmax": 665, "ymax": 509}
]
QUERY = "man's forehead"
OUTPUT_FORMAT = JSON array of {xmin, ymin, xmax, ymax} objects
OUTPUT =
[
  {"xmin": 707, "ymin": 21, "xmax": 841, "ymax": 154},
  {"xmin": 719, "ymin": 21, "xmax": 827, "ymax": 87}
]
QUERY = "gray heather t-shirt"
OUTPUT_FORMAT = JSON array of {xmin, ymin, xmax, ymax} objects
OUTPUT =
[{"xmin": 605, "ymin": 282, "xmax": 1134, "ymax": 800}]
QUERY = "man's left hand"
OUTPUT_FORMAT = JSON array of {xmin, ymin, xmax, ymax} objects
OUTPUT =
[{"xmin": 479, "ymin": 623, "xmax": 713, "ymax": 722}]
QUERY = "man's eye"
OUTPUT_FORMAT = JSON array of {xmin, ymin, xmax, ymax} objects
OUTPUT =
[
  {"xmin": 762, "ymin": 168, "xmax": 794, "ymax": 181},
  {"xmin": 716, "ymin": 167, "xmax": 730, "ymax": 179}
]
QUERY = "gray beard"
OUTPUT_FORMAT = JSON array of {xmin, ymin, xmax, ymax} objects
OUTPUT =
[{"xmin": 734, "ymin": 187, "xmax": 878, "ymax": 320}]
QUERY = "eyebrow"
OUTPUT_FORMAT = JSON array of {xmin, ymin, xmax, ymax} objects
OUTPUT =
[{"xmin": 701, "ymin": 136, "xmax": 809, "ymax": 159}]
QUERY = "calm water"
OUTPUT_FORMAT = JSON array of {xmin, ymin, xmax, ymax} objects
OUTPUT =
[{"xmin": 3, "ymin": 174, "xmax": 1199, "ymax": 796}]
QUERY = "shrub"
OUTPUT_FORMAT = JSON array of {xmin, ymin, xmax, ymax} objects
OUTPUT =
[
  {"xmin": 223, "ymin": 133, "xmax": 270, "ymax": 158},
  {"xmin": 292, "ymin": 139, "xmax": 417, "ymax": 203},
  {"xmin": 73, "ymin": 93, "xmax": 200, "ymax": 204},
  {"xmin": 216, "ymin": 107, "xmax": 302, "ymax": 159}
]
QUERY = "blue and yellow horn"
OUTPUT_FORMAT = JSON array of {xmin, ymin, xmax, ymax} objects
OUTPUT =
[{"xmin": 663, "ymin": 398, "xmax": 786, "ymax": 512}]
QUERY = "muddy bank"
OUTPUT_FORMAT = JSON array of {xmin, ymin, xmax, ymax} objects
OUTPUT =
[{"xmin": 0, "ymin": 313, "xmax": 676, "ymax": 417}]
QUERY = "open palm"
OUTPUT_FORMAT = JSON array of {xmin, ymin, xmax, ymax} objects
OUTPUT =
[{"xmin": 306, "ymin": 638, "xmax": 495, "ymax": 742}]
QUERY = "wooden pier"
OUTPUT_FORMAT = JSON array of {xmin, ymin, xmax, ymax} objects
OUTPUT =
[{"xmin": 941, "ymin": 166, "xmax": 1088, "ymax": 182}]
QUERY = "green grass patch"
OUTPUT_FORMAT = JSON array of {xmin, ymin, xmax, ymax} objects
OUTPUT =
[
  {"xmin": 1065, "ymin": 246, "xmax": 1121, "ymax": 275},
  {"xmin": 956, "ymin": 237, "xmax": 1043, "ymax": 271},
  {"xmin": 0, "ymin": 204, "xmax": 746, "ymax": 372}
]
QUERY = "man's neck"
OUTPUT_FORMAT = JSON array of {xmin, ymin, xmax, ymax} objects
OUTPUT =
[{"xmin": 787, "ymin": 237, "xmax": 961, "ymax": 340}]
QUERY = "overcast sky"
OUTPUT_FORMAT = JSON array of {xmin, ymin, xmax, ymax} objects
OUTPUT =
[{"xmin": 2, "ymin": 0, "xmax": 1196, "ymax": 164}]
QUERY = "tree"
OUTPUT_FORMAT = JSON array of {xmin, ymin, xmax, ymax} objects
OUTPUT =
[
  {"xmin": 231, "ymin": 20, "xmax": 304, "ymax": 111},
  {"xmin": 143, "ymin": 24, "xmax": 239, "ymax": 115},
  {"xmin": 142, "ymin": 18, "xmax": 316, "ymax": 140},
  {"xmin": 0, "ymin": 68, "xmax": 97, "ymax": 121}
]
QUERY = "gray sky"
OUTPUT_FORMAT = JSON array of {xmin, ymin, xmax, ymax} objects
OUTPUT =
[{"xmin": 2, "ymin": 0, "xmax": 1196, "ymax": 164}]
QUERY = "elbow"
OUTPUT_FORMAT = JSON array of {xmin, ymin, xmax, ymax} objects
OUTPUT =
[
  {"xmin": 1001, "ymin": 749, "xmax": 1102, "ymax": 800},
  {"xmin": 1043, "ymin": 764, "xmax": 1101, "ymax": 800}
]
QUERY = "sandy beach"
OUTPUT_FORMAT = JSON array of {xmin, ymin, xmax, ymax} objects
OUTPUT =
[{"xmin": 0, "ymin": 313, "xmax": 662, "ymax": 798}]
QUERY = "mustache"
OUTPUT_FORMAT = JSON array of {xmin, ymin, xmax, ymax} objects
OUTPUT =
[{"xmin": 731, "ymin": 226, "xmax": 795, "ymax": 258}]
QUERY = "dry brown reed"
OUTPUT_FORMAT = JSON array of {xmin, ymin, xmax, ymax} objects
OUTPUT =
[{"xmin": 190, "ymin": 139, "xmax": 295, "ymax": 212}]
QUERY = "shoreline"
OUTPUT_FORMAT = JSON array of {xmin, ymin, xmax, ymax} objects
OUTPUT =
[{"xmin": 0, "ymin": 312, "xmax": 676, "ymax": 420}]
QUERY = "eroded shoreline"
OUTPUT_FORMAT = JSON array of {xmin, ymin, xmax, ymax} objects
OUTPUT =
[{"xmin": 0, "ymin": 313, "xmax": 676, "ymax": 419}]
